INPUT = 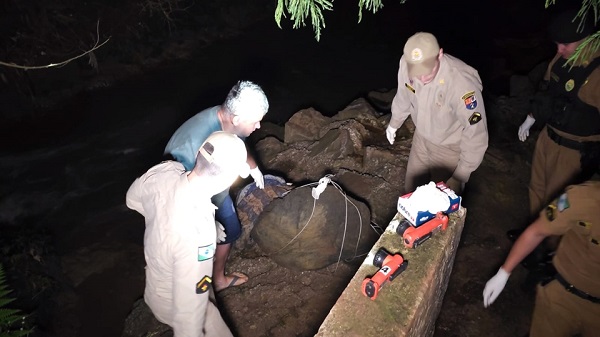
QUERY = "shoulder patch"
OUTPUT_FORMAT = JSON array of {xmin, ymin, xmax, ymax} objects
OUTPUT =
[
  {"xmin": 545, "ymin": 204, "xmax": 557, "ymax": 221},
  {"xmin": 468, "ymin": 112, "xmax": 482, "ymax": 125},
  {"xmin": 196, "ymin": 275, "xmax": 212, "ymax": 294},
  {"xmin": 557, "ymin": 193, "xmax": 570, "ymax": 212},
  {"xmin": 461, "ymin": 91, "xmax": 477, "ymax": 110},
  {"xmin": 198, "ymin": 243, "xmax": 215, "ymax": 261},
  {"xmin": 405, "ymin": 82, "xmax": 415, "ymax": 94}
]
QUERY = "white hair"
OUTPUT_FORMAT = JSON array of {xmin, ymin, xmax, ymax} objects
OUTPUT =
[{"xmin": 223, "ymin": 80, "xmax": 269, "ymax": 120}]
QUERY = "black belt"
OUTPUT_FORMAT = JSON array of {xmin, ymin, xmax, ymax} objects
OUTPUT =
[
  {"xmin": 162, "ymin": 153, "xmax": 176, "ymax": 161},
  {"xmin": 555, "ymin": 273, "xmax": 600, "ymax": 304},
  {"xmin": 547, "ymin": 127, "xmax": 586, "ymax": 151}
]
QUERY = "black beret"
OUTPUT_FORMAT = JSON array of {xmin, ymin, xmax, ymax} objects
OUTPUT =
[{"xmin": 548, "ymin": 9, "xmax": 595, "ymax": 44}]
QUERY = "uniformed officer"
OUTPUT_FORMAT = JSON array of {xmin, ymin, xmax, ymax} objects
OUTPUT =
[
  {"xmin": 517, "ymin": 9, "xmax": 600, "ymax": 218},
  {"xmin": 126, "ymin": 131, "xmax": 250, "ymax": 337},
  {"xmin": 385, "ymin": 32, "xmax": 489, "ymax": 195},
  {"xmin": 483, "ymin": 180, "xmax": 600, "ymax": 337}
]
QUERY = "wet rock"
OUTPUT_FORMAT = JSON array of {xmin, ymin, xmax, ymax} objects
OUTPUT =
[
  {"xmin": 121, "ymin": 299, "xmax": 172, "ymax": 337},
  {"xmin": 251, "ymin": 185, "xmax": 376, "ymax": 271}
]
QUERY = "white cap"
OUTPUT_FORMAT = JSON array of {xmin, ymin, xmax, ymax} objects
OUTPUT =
[{"xmin": 199, "ymin": 131, "xmax": 250, "ymax": 178}]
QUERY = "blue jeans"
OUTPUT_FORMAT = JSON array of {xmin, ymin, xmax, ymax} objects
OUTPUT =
[{"xmin": 213, "ymin": 191, "xmax": 241, "ymax": 244}]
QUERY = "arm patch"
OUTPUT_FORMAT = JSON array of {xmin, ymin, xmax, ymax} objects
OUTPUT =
[
  {"xmin": 468, "ymin": 112, "xmax": 482, "ymax": 125},
  {"xmin": 196, "ymin": 275, "xmax": 212, "ymax": 294},
  {"xmin": 461, "ymin": 91, "xmax": 478, "ymax": 110}
]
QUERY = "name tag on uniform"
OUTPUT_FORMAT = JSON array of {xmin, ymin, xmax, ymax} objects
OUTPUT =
[
  {"xmin": 405, "ymin": 83, "xmax": 415, "ymax": 94},
  {"xmin": 198, "ymin": 243, "xmax": 215, "ymax": 261}
]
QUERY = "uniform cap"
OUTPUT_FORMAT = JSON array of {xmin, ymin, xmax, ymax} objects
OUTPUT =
[
  {"xmin": 199, "ymin": 131, "xmax": 250, "ymax": 178},
  {"xmin": 548, "ymin": 9, "xmax": 595, "ymax": 44},
  {"xmin": 403, "ymin": 32, "xmax": 440, "ymax": 78}
]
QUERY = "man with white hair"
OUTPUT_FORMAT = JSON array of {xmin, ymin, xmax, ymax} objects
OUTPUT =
[
  {"xmin": 165, "ymin": 80, "xmax": 269, "ymax": 291},
  {"xmin": 385, "ymin": 32, "xmax": 489, "ymax": 195},
  {"xmin": 127, "ymin": 131, "xmax": 251, "ymax": 337}
]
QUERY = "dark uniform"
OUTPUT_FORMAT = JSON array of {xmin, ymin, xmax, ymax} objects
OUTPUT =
[
  {"xmin": 530, "ymin": 181, "xmax": 600, "ymax": 337},
  {"xmin": 527, "ymin": 11, "xmax": 600, "ymax": 216}
]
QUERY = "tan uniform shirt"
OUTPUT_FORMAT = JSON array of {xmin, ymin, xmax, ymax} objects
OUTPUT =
[
  {"xmin": 540, "ymin": 181, "xmax": 600, "ymax": 297},
  {"xmin": 126, "ymin": 161, "xmax": 227, "ymax": 337},
  {"xmin": 390, "ymin": 54, "xmax": 489, "ymax": 182}
]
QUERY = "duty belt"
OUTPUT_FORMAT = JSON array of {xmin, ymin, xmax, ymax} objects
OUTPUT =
[
  {"xmin": 555, "ymin": 273, "xmax": 600, "ymax": 304},
  {"xmin": 547, "ymin": 127, "xmax": 586, "ymax": 151}
]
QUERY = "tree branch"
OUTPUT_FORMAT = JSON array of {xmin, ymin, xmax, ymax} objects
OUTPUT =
[{"xmin": 0, "ymin": 21, "xmax": 110, "ymax": 70}]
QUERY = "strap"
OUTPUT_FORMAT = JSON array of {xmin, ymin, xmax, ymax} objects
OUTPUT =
[
  {"xmin": 555, "ymin": 273, "xmax": 600, "ymax": 304},
  {"xmin": 547, "ymin": 127, "xmax": 585, "ymax": 150}
]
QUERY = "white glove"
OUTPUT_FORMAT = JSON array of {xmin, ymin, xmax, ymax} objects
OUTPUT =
[
  {"xmin": 483, "ymin": 267, "xmax": 510, "ymax": 307},
  {"xmin": 386, "ymin": 125, "xmax": 398, "ymax": 145},
  {"xmin": 518, "ymin": 115, "xmax": 536, "ymax": 142},
  {"xmin": 216, "ymin": 221, "xmax": 227, "ymax": 243},
  {"xmin": 250, "ymin": 167, "xmax": 264, "ymax": 189}
]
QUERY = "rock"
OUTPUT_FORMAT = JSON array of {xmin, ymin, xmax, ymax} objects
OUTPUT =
[
  {"xmin": 121, "ymin": 299, "xmax": 172, "ymax": 337},
  {"xmin": 251, "ymin": 185, "xmax": 377, "ymax": 271},
  {"xmin": 235, "ymin": 175, "xmax": 293, "ymax": 249},
  {"xmin": 366, "ymin": 88, "xmax": 397, "ymax": 113},
  {"xmin": 284, "ymin": 108, "xmax": 332, "ymax": 143}
]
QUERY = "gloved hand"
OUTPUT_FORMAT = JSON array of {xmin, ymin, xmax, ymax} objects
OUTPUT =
[
  {"xmin": 250, "ymin": 167, "xmax": 264, "ymax": 189},
  {"xmin": 386, "ymin": 125, "xmax": 398, "ymax": 145},
  {"xmin": 216, "ymin": 221, "xmax": 227, "ymax": 243},
  {"xmin": 518, "ymin": 115, "xmax": 536, "ymax": 142},
  {"xmin": 483, "ymin": 267, "xmax": 510, "ymax": 307},
  {"xmin": 445, "ymin": 176, "xmax": 464, "ymax": 195}
]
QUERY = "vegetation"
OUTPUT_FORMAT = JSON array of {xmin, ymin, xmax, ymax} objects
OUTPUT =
[
  {"xmin": 275, "ymin": 0, "xmax": 400, "ymax": 41},
  {"xmin": 545, "ymin": 0, "xmax": 600, "ymax": 65},
  {"xmin": 276, "ymin": 0, "xmax": 598, "ymax": 62},
  {"xmin": 0, "ymin": 264, "xmax": 32, "ymax": 337}
]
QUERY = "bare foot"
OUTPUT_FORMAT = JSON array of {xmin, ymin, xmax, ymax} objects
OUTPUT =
[{"xmin": 215, "ymin": 272, "xmax": 248, "ymax": 292}]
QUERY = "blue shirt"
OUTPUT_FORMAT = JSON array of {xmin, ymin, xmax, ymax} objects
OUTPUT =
[{"xmin": 164, "ymin": 106, "xmax": 222, "ymax": 171}]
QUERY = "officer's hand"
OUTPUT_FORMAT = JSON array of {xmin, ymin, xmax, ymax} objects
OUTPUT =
[
  {"xmin": 445, "ymin": 177, "xmax": 465, "ymax": 195},
  {"xmin": 216, "ymin": 221, "xmax": 227, "ymax": 243},
  {"xmin": 483, "ymin": 267, "xmax": 510, "ymax": 307},
  {"xmin": 518, "ymin": 115, "xmax": 536, "ymax": 142},
  {"xmin": 250, "ymin": 167, "xmax": 264, "ymax": 189},
  {"xmin": 386, "ymin": 125, "xmax": 398, "ymax": 145}
]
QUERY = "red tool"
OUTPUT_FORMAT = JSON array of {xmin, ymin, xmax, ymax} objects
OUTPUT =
[
  {"xmin": 396, "ymin": 212, "xmax": 449, "ymax": 249},
  {"xmin": 361, "ymin": 248, "xmax": 408, "ymax": 300}
]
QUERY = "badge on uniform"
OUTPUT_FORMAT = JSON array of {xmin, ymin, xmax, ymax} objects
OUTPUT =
[
  {"xmin": 196, "ymin": 275, "xmax": 212, "ymax": 294},
  {"xmin": 461, "ymin": 91, "xmax": 477, "ymax": 110},
  {"xmin": 405, "ymin": 82, "xmax": 415, "ymax": 94},
  {"xmin": 198, "ymin": 243, "xmax": 215, "ymax": 261},
  {"xmin": 564, "ymin": 79, "xmax": 575, "ymax": 92},
  {"xmin": 557, "ymin": 193, "xmax": 570, "ymax": 212},
  {"xmin": 468, "ymin": 112, "xmax": 482, "ymax": 125},
  {"xmin": 577, "ymin": 221, "xmax": 590, "ymax": 229},
  {"xmin": 545, "ymin": 204, "xmax": 557, "ymax": 221}
]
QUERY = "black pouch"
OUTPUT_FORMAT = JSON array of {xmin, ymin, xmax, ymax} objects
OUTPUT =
[{"xmin": 578, "ymin": 142, "xmax": 600, "ymax": 182}]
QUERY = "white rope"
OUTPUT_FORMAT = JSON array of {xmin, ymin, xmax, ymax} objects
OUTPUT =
[{"xmin": 272, "ymin": 174, "xmax": 379, "ymax": 272}]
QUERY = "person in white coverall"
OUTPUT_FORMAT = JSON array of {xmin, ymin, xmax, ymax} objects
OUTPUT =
[
  {"xmin": 126, "ymin": 131, "xmax": 250, "ymax": 337},
  {"xmin": 385, "ymin": 32, "xmax": 488, "ymax": 195}
]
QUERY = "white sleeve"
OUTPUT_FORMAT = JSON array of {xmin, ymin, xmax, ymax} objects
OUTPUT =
[
  {"xmin": 125, "ymin": 177, "xmax": 145, "ymax": 215},
  {"xmin": 170, "ymin": 234, "xmax": 215, "ymax": 337}
]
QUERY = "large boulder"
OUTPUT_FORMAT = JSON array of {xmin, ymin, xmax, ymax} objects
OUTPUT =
[{"xmin": 250, "ymin": 183, "xmax": 378, "ymax": 271}]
